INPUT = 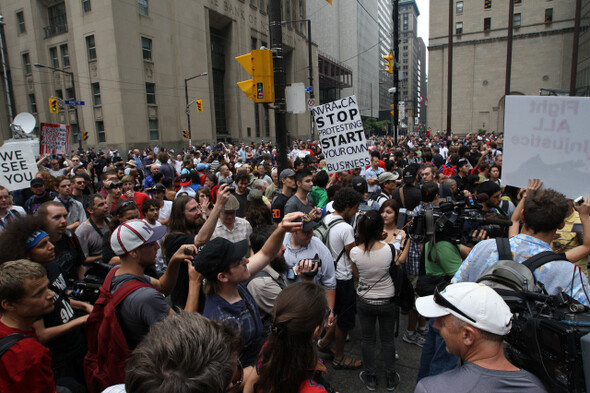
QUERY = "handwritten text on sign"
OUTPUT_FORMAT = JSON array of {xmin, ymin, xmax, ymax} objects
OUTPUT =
[
  {"xmin": 0, "ymin": 141, "xmax": 37, "ymax": 191},
  {"xmin": 40, "ymin": 123, "xmax": 70, "ymax": 155},
  {"xmin": 311, "ymin": 95, "xmax": 370, "ymax": 173}
]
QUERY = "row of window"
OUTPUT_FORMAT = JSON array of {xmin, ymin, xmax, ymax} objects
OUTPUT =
[
  {"xmin": 457, "ymin": 0, "xmax": 551, "ymax": 15},
  {"xmin": 456, "ymin": 8, "xmax": 553, "ymax": 34}
]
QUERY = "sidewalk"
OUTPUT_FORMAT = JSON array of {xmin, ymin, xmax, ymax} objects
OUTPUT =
[{"xmin": 319, "ymin": 312, "xmax": 424, "ymax": 393}]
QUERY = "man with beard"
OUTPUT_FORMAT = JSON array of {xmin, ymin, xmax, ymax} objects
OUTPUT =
[
  {"xmin": 246, "ymin": 225, "xmax": 289, "ymax": 329},
  {"xmin": 164, "ymin": 185, "xmax": 230, "ymax": 309},
  {"xmin": 25, "ymin": 178, "xmax": 56, "ymax": 215}
]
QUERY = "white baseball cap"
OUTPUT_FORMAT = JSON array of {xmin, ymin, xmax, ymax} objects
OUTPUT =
[
  {"xmin": 416, "ymin": 282, "xmax": 513, "ymax": 336},
  {"xmin": 110, "ymin": 219, "xmax": 167, "ymax": 256}
]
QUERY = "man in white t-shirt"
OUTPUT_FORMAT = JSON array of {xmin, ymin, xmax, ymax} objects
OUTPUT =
[
  {"xmin": 151, "ymin": 184, "xmax": 172, "ymax": 225},
  {"xmin": 317, "ymin": 188, "xmax": 364, "ymax": 370}
]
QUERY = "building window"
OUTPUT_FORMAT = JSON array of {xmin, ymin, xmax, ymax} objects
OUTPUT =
[
  {"xmin": 403, "ymin": 45, "xmax": 408, "ymax": 50},
  {"xmin": 138, "ymin": 0, "xmax": 149, "ymax": 16},
  {"xmin": 545, "ymin": 8, "xmax": 553, "ymax": 23},
  {"xmin": 82, "ymin": 0, "xmax": 91, "ymax": 12},
  {"xmin": 456, "ymin": 1, "xmax": 463, "ymax": 14},
  {"xmin": 514, "ymin": 13, "xmax": 521, "ymax": 27},
  {"xmin": 484, "ymin": 17, "xmax": 491, "ymax": 31},
  {"xmin": 259, "ymin": 0, "xmax": 265, "ymax": 11},
  {"xmin": 484, "ymin": 0, "xmax": 491, "ymax": 9},
  {"xmin": 60, "ymin": 44, "xmax": 70, "ymax": 67},
  {"xmin": 22, "ymin": 53, "xmax": 31, "ymax": 75},
  {"xmin": 86, "ymin": 35, "xmax": 97, "ymax": 61},
  {"xmin": 456, "ymin": 21, "xmax": 463, "ymax": 34},
  {"xmin": 514, "ymin": 0, "xmax": 521, "ymax": 3},
  {"xmin": 149, "ymin": 119, "xmax": 159, "ymax": 140},
  {"xmin": 29, "ymin": 94, "xmax": 37, "ymax": 113},
  {"xmin": 49, "ymin": 47, "xmax": 59, "ymax": 68},
  {"xmin": 45, "ymin": 2, "xmax": 67, "ymax": 38},
  {"xmin": 146, "ymin": 83, "xmax": 156, "ymax": 104},
  {"xmin": 16, "ymin": 11, "xmax": 26, "ymax": 34},
  {"xmin": 96, "ymin": 121, "xmax": 105, "ymax": 143},
  {"xmin": 66, "ymin": 87, "xmax": 74, "ymax": 100},
  {"xmin": 91, "ymin": 82, "xmax": 101, "ymax": 106},
  {"xmin": 55, "ymin": 89, "xmax": 63, "ymax": 99},
  {"xmin": 141, "ymin": 37, "xmax": 152, "ymax": 61}
]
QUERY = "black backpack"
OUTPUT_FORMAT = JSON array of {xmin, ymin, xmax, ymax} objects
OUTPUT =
[{"xmin": 0, "ymin": 334, "xmax": 34, "ymax": 358}]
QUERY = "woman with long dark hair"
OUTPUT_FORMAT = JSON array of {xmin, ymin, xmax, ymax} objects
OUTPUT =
[
  {"xmin": 254, "ymin": 282, "xmax": 334, "ymax": 393},
  {"xmin": 350, "ymin": 210, "xmax": 399, "ymax": 391}
]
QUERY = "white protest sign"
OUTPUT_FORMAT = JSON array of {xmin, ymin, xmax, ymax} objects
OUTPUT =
[
  {"xmin": 0, "ymin": 140, "xmax": 38, "ymax": 191},
  {"xmin": 503, "ymin": 96, "xmax": 590, "ymax": 198},
  {"xmin": 310, "ymin": 95, "xmax": 370, "ymax": 173},
  {"xmin": 40, "ymin": 123, "xmax": 70, "ymax": 155}
]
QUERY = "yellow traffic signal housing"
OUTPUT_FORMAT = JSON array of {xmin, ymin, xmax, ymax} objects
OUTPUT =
[
  {"xmin": 236, "ymin": 49, "xmax": 275, "ymax": 103},
  {"xmin": 196, "ymin": 99, "xmax": 203, "ymax": 112},
  {"xmin": 49, "ymin": 98, "xmax": 59, "ymax": 113},
  {"xmin": 82, "ymin": 131, "xmax": 88, "ymax": 140},
  {"xmin": 383, "ymin": 53, "xmax": 394, "ymax": 74},
  {"xmin": 183, "ymin": 130, "xmax": 189, "ymax": 138},
  {"xmin": 390, "ymin": 104, "xmax": 395, "ymax": 116}
]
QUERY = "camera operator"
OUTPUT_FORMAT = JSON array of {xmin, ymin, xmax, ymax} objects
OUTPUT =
[
  {"xmin": 414, "ymin": 282, "xmax": 548, "ymax": 393},
  {"xmin": 453, "ymin": 183, "xmax": 590, "ymax": 306}
]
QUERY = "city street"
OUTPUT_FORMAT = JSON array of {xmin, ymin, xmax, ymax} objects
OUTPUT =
[{"xmin": 319, "ymin": 312, "xmax": 423, "ymax": 393}]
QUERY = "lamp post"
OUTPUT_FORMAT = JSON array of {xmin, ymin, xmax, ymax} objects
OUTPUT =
[
  {"xmin": 34, "ymin": 62, "xmax": 81, "ymax": 149},
  {"xmin": 282, "ymin": 19, "xmax": 314, "ymax": 139},
  {"xmin": 184, "ymin": 72, "xmax": 207, "ymax": 148}
]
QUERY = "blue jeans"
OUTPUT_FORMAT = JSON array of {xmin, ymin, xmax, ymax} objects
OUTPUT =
[
  {"xmin": 417, "ymin": 318, "xmax": 458, "ymax": 381},
  {"xmin": 357, "ymin": 299, "xmax": 397, "ymax": 376}
]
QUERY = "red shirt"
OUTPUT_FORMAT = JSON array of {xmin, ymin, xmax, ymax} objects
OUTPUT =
[
  {"xmin": 121, "ymin": 192, "xmax": 151, "ymax": 218},
  {"xmin": 0, "ymin": 321, "xmax": 56, "ymax": 393}
]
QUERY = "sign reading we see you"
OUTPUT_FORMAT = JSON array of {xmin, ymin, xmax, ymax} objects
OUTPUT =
[
  {"xmin": 311, "ymin": 95, "xmax": 371, "ymax": 173},
  {"xmin": 0, "ymin": 141, "xmax": 38, "ymax": 192}
]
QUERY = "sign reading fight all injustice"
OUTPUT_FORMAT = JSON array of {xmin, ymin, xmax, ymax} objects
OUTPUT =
[
  {"xmin": 311, "ymin": 95, "xmax": 371, "ymax": 173},
  {"xmin": 0, "ymin": 140, "xmax": 38, "ymax": 192},
  {"xmin": 40, "ymin": 123, "xmax": 70, "ymax": 155},
  {"xmin": 503, "ymin": 96, "xmax": 590, "ymax": 199}
]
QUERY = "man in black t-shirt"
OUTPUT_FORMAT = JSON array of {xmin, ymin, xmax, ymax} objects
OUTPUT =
[
  {"xmin": 25, "ymin": 178, "xmax": 56, "ymax": 215},
  {"xmin": 232, "ymin": 172, "xmax": 250, "ymax": 218},
  {"xmin": 392, "ymin": 165, "xmax": 422, "ymax": 211},
  {"xmin": 271, "ymin": 168, "xmax": 296, "ymax": 225}
]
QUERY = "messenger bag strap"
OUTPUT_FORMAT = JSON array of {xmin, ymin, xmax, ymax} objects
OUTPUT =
[{"xmin": 495, "ymin": 237, "xmax": 513, "ymax": 261}]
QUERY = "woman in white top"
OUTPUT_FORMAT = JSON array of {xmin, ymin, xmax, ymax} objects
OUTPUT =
[
  {"xmin": 380, "ymin": 199, "xmax": 409, "ymax": 264},
  {"xmin": 350, "ymin": 210, "xmax": 400, "ymax": 391}
]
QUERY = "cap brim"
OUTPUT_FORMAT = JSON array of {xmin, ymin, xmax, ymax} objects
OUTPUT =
[
  {"xmin": 145, "ymin": 223, "xmax": 167, "ymax": 244},
  {"xmin": 302, "ymin": 220, "xmax": 318, "ymax": 232},
  {"xmin": 180, "ymin": 181, "xmax": 191, "ymax": 186},
  {"xmin": 228, "ymin": 239, "xmax": 249, "ymax": 262},
  {"xmin": 415, "ymin": 295, "xmax": 451, "ymax": 319}
]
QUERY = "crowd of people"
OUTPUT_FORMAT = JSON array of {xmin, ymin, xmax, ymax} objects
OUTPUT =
[{"xmin": 0, "ymin": 132, "xmax": 588, "ymax": 393}]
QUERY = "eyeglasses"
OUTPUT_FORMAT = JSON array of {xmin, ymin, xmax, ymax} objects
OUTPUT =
[
  {"xmin": 433, "ymin": 284, "xmax": 476, "ymax": 323},
  {"xmin": 109, "ymin": 182, "xmax": 123, "ymax": 189},
  {"xmin": 224, "ymin": 360, "xmax": 243, "ymax": 393}
]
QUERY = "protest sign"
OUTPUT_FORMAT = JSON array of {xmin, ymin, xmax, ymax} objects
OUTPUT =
[
  {"xmin": 0, "ymin": 140, "xmax": 38, "ymax": 191},
  {"xmin": 310, "ymin": 95, "xmax": 370, "ymax": 173},
  {"xmin": 503, "ymin": 96, "xmax": 590, "ymax": 198},
  {"xmin": 40, "ymin": 123, "xmax": 70, "ymax": 155}
]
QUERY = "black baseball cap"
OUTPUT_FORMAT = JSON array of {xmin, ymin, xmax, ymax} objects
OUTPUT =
[{"xmin": 194, "ymin": 238, "xmax": 249, "ymax": 281}]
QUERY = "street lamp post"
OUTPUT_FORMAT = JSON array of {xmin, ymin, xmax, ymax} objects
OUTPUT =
[
  {"xmin": 34, "ymin": 62, "xmax": 81, "ymax": 149},
  {"xmin": 184, "ymin": 72, "xmax": 207, "ymax": 148}
]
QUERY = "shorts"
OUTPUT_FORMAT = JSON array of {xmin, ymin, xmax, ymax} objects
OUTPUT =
[{"xmin": 334, "ymin": 278, "xmax": 356, "ymax": 331}]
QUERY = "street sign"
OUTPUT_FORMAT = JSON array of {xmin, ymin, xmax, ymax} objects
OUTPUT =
[
  {"xmin": 305, "ymin": 86, "xmax": 313, "ymax": 93},
  {"xmin": 57, "ymin": 98, "xmax": 65, "ymax": 111},
  {"xmin": 307, "ymin": 98, "xmax": 315, "ymax": 107},
  {"xmin": 64, "ymin": 100, "xmax": 85, "ymax": 106}
]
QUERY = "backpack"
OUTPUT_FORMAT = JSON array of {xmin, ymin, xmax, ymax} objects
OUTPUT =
[
  {"xmin": 313, "ymin": 216, "xmax": 345, "ymax": 267},
  {"xmin": 476, "ymin": 238, "xmax": 566, "ymax": 295},
  {"xmin": 83, "ymin": 268, "xmax": 152, "ymax": 393},
  {"xmin": 0, "ymin": 333, "xmax": 34, "ymax": 358},
  {"xmin": 440, "ymin": 164, "xmax": 457, "ymax": 177}
]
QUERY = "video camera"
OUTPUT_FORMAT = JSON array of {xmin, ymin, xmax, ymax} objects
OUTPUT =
[
  {"xmin": 501, "ymin": 290, "xmax": 590, "ymax": 393},
  {"xmin": 67, "ymin": 261, "xmax": 113, "ymax": 304},
  {"xmin": 397, "ymin": 197, "xmax": 512, "ymax": 245}
]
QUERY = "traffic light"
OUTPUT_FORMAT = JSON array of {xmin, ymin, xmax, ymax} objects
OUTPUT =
[
  {"xmin": 82, "ymin": 131, "xmax": 88, "ymax": 140},
  {"xmin": 390, "ymin": 104, "xmax": 395, "ymax": 116},
  {"xmin": 183, "ymin": 130, "xmax": 189, "ymax": 138},
  {"xmin": 235, "ymin": 49, "xmax": 275, "ymax": 103},
  {"xmin": 196, "ymin": 99, "xmax": 203, "ymax": 112},
  {"xmin": 49, "ymin": 98, "xmax": 59, "ymax": 113},
  {"xmin": 383, "ymin": 53, "xmax": 394, "ymax": 74}
]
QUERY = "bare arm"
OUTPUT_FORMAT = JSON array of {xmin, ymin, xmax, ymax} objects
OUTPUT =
[
  {"xmin": 396, "ymin": 231, "xmax": 410, "ymax": 264},
  {"xmin": 509, "ymin": 178, "xmax": 543, "ymax": 238},
  {"xmin": 564, "ymin": 197, "xmax": 590, "ymax": 262},
  {"xmin": 184, "ymin": 262, "xmax": 203, "ymax": 312},
  {"xmin": 32, "ymin": 315, "xmax": 88, "ymax": 344},
  {"xmin": 150, "ymin": 244, "xmax": 197, "ymax": 296},
  {"xmin": 69, "ymin": 299, "xmax": 93, "ymax": 314},
  {"xmin": 193, "ymin": 184, "xmax": 230, "ymax": 246}
]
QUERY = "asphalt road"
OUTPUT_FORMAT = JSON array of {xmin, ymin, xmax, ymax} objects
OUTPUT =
[{"xmin": 318, "ymin": 311, "xmax": 423, "ymax": 393}]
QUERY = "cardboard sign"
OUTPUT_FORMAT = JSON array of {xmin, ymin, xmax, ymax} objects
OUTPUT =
[
  {"xmin": 0, "ymin": 140, "xmax": 38, "ymax": 191},
  {"xmin": 311, "ymin": 95, "xmax": 370, "ymax": 173},
  {"xmin": 40, "ymin": 123, "xmax": 70, "ymax": 155},
  {"xmin": 503, "ymin": 96, "xmax": 590, "ymax": 198}
]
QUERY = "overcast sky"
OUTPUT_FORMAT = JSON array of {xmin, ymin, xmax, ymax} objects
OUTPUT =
[{"xmin": 416, "ymin": 0, "xmax": 430, "ymax": 71}]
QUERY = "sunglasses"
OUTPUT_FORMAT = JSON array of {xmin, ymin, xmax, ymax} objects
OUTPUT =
[
  {"xmin": 108, "ymin": 182, "xmax": 123, "ymax": 189},
  {"xmin": 120, "ymin": 201, "xmax": 137, "ymax": 209},
  {"xmin": 433, "ymin": 284, "xmax": 476, "ymax": 324},
  {"xmin": 224, "ymin": 360, "xmax": 243, "ymax": 393}
]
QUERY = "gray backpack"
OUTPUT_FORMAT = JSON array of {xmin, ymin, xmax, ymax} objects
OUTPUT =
[{"xmin": 476, "ymin": 238, "xmax": 566, "ymax": 293}]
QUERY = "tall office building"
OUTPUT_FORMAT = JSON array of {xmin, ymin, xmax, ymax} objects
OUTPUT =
[
  {"xmin": 428, "ymin": 0, "xmax": 582, "ymax": 135},
  {"xmin": 0, "ymin": 0, "xmax": 316, "ymax": 150}
]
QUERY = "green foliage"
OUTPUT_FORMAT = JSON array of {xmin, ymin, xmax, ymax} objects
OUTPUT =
[{"xmin": 363, "ymin": 118, "xmax": 390, "ymax": 136}]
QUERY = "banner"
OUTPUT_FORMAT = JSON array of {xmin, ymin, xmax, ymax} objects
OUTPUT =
[
  {"xmin": 40, "ymin": 123, "xmax": 70, "ymax": 155},
  {"xmin": 503, "ymin": 96, "xmax": 590, "ymax": 198},
  {"xmin": 310, "ymin": 95, "xmax": 370, "ymax": 173},
  {"xmin": 0, "ymin": 140, "xmax": 38, "ymax": 191}
]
